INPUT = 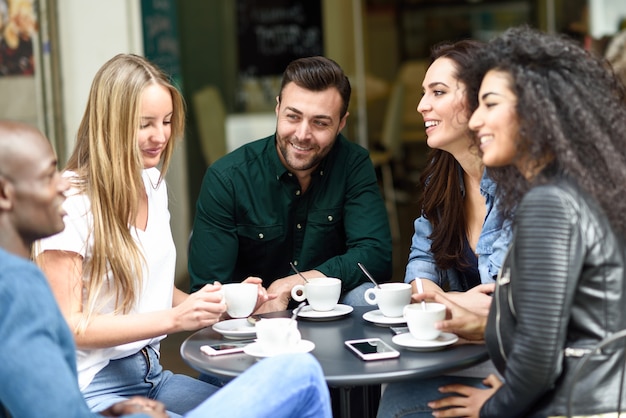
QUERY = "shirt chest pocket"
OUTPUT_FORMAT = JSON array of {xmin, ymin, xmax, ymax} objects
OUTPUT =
[
  {"xmin": 307, "ymin": 208, "xmax": 343, "ymax": 230},
  {"xmin": 306, "ymin": 208, "xmax": 345, "ymax": 258},
  {"xmin": 237, "ymin": 224, "xmax": 284, "ymax": 257}
]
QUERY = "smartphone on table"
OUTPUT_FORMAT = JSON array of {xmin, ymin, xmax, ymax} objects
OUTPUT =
[
  {"xmin": 200, "ymin": 340, "xmax": 254, "ymax": 356},
  {"xmin": 345, "ymin": 338, "xmax": 400, "ymax": 361}
]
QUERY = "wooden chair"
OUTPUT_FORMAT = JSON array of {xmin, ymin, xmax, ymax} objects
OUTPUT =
[{"xmin": 369, "ymin": 80, "xmax": 405, "ymax": 242}]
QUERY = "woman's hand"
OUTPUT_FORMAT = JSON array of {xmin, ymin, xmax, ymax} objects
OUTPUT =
[
  {"xmin": 242, "ymin": 276, "xmax": 276, "ymax": 313},
  {"xmin": 173, "ymin": 282, "xmax": 226, "ymax": 331},
  {"xmin": 410, "ymin": 278, "xmax": 494, "ymax": 316},
  {"xmin": 412, "ymin": 291, "xmax": 487, "ymax": 341},
  {"xmin": 427, "ymin": 374, "xmax": 502, "ymax": 418}
]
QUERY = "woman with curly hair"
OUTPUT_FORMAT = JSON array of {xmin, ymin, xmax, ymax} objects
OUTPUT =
[{"xmin": 421, "ymin": 26, "xmax": 626, "ymax": 418}]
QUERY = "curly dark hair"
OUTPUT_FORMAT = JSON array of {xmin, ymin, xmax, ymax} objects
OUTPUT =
[
  {"xmin": 475, "ymin": 26, "xmax": 626, "ymax": 235},
  {"xmin": 417, "ymin": 39, "xmax": 486, "ymax": 271}
]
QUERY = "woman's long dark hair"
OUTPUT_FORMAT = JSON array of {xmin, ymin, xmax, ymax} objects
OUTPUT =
[
  {"xmin": 417, "ymin": 40, "xmax": 485, "ymax": 270},
  {"xmin": 477, "ymin": 26, "xmax": 626, "ymax": 235}
]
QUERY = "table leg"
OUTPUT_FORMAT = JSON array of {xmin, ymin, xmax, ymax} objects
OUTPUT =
[
  {"xmin": 340, "ymin": 387, "xmax": 352, "ymax": 418},
  {"xmin": 337, "ymin": 385, "xmax": 380, "ymax": 418}
]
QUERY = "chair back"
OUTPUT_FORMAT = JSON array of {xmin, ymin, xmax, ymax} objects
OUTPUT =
[
  {"xmin": 397, "ymin": 59, "xmax": 428, "ymax": 144},
  {"xmin": 193, "ymin": 85, "xmax": 227, "ymax": 166},
  {"xmin": 379, "ymin": 80, "xmax": 406, "ymax": 161}
]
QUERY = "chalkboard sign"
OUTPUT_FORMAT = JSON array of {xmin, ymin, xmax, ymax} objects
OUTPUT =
[
  {"xmin": 141, "ymin": 0, "xmax": 182, "ymax": 87},
  {"xmin": 236, "ymin": 0, "xmax": 324, "ymax": 77}
]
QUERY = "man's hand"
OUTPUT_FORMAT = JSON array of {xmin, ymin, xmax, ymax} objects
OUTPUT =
[
  {"xmin": 254, "ymin": 270, "xmax": 324, "ymax": 314},
  {"xmin": 255, "ymin": 277, "xmax": 296, "ymax": 314},
  {"xmin": 241, "ymin": 276, "xmax": 275, "ymax": 314},
  {"xmin": 99, "ymin": 396, "xmax": 168, "ymax": 417}
]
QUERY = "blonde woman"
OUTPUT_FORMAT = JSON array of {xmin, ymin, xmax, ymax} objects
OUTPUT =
[{"xmin": 35, "ymin": 54, "xmax": 266, "ymax": 417}]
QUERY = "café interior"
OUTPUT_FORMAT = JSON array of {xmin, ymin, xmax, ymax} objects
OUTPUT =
[{"xmin": 3, "ymin": 0, "xmax": 626, "ymax": 416}]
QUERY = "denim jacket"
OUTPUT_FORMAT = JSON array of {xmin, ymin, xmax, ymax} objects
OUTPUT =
[{"xmin": 404, "ymin": 171, "xmax": 511, "ymax": 290}]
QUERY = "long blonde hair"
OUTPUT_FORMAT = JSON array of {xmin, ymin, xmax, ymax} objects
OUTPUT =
[{"xmin": 65, "ymin": 54, "xmax": 185, "ymax": 326}]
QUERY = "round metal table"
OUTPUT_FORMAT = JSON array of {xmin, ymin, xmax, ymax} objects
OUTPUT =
[{"xmin": 180, "ymin": 306, "xmax": 488, "ymax": 417}]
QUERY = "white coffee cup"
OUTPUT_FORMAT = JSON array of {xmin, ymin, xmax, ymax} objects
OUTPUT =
[
  {"xmin": 364, "ymin": 282, "xmax": 412, "ymax": 317},
  {"xmin": 222, "ymin": 283, "xmax": 258, "ymax": 318},
  {"xmin": 403, "ymin": 303, "xmax": 446, "ymax": 340},
  {"xmin": 255, "ymin": 318, "xmax": 301, "ymax": 354},
  {"xmin": 291, "ymin": 277, "xmax": 341, "ymax": 311}
]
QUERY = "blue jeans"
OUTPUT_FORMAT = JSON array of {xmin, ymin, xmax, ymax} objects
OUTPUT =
[
  {"xmin": 377, "ymin": 376, "xmax": 485, "ymax": 418},
  {"xmin": 341, "ymin": 282, "xmax": 375, "ymax": 306},
  {"xmin": 187, "ymin": 353, "xmax": 332, "ymax": 418},
  {"xmin": 83, "ymin": 346, "xmax": 219, "ymax": 418}
]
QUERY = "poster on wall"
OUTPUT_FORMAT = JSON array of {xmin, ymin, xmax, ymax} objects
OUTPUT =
[{"xmin": 0, "ymin": 0, "xmax": 37, "ymax": 76}]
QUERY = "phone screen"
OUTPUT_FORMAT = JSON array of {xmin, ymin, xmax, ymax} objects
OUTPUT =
[
  {"xmin": 350, "ymin": 340, "xmax": 395, "ymax": 355},
  {"xmin": 345, "ymin": 338, "xmax": 400, "ymax": 361},
  {"xmin": 209, "ymin": 341, "xmax": 253, "ymax": 351}
]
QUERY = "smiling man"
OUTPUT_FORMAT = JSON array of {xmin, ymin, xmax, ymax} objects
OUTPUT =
[{"xmin": 189, "ymin": 56, "xmax": 392, "ymax": 313}]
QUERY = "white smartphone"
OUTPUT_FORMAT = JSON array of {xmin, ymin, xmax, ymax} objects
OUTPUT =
[
  {"xmin": 200, "ymin": 340, "xmax": 254, "ymax": 356},
  {"xmin": 345, "ymin": 338, "xmax": 400, "ymax": 361}
]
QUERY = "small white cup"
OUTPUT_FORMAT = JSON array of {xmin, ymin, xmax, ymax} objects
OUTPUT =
[
  {"xmin": 403, "ymin": 303, "xmax": 446, "ymax": 340},
  {"xmin": 222, "ymin": 283, "xmax": 258, "ymax": 318},
  {"xmin": 291, "ymin": 277, "xmax": 341, "ymax": 311},
  {"xmin": 364, "ymin": 282, "xmax": 412, "ymax": 317},
  {"xmin": 255, "ymin": 318, "xmax": 301, "ymax": 354}
]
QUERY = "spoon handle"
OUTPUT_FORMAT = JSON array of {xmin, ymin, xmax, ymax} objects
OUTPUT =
[
  {"xmin": 415, "ymin": 278, "xmax": 427, "ymax": 310},
  {"xmin": 357, "ymin": 262, "xmax": 381, "ymax": 289},
  {"xmin": 290, "ymin": 262, "xmax": 309, "ymax": 283},
  {"xmin": 290, "ymin": 301, "xmax": 307, "ymax": 323}
]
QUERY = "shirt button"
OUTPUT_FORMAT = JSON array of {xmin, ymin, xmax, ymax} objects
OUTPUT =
[
  {"xmin": 288, "ymin": 172, "xmax": 293, "ymax": 177},
  {"xmin": 296, "ymin": 224, "xmax": 302, "ymax": 229},
  {"xmin": 320, "ymin": 170, "xmax": 324, "ymax": 176},
  {"xmin": 327, "ymin": 215, "xmax": 333, "ymax": 221},
  {"xmin": 293, "ymin": 260, "xmax": 299, "ymax": 266},
  {"xmin": 296, "ymin": 190, "xmax": 301, "ymax": 196},
  {"xmin": 258, "ymin": 233, "xmax": 264, "ymax": 239}
]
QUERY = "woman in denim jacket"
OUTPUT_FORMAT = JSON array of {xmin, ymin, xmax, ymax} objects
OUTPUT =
[
  {"xmin": 404, "ymin": 40, "xmax": 511, "ymax": 316},
  {"xmin": 378, "ymin": 40, "xmax": 510, "ymax": 418}
]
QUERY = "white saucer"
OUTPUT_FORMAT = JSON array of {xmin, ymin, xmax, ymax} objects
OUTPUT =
[
  {"xmin": 362, "ymin": 309, "xmax": 407, "ymax": 326},
  {"xmin": 296, "ymin": 304, "xmax": 353, "ymax": 320},
  {"xmin": 243, "ymin": 340, "xmax": 315, "ymax": 358},
  {"xmin": 392, "ymin": 332, "xmax": 458, "ymax": 351},
  {"xmin": 212, "ymin": 318, "xmax": 256, "ymax": 340}
]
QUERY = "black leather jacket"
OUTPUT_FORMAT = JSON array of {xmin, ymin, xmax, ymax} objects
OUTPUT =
[{"xmin": 482, "ymin": 177, "xmax": 626, "ymax": 418}]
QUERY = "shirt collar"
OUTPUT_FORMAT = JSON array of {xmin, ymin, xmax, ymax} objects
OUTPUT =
[{"xmin": 480, "ymin": 170, "xmax": 497, "ymax": 197}]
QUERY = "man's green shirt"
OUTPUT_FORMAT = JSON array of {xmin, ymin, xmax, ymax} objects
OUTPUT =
[{"xmin": 189, "ymin": 133, "xmax": 392, "ymax": 293}]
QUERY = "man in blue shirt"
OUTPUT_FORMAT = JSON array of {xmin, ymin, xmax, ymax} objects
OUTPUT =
[
  {"xmin": 189, "ymin": 57, "xmax": 393, "ymax": 313},
  {"xmin": 0, "ymin": 120, "xmax": 331, "ymax": 418}
]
